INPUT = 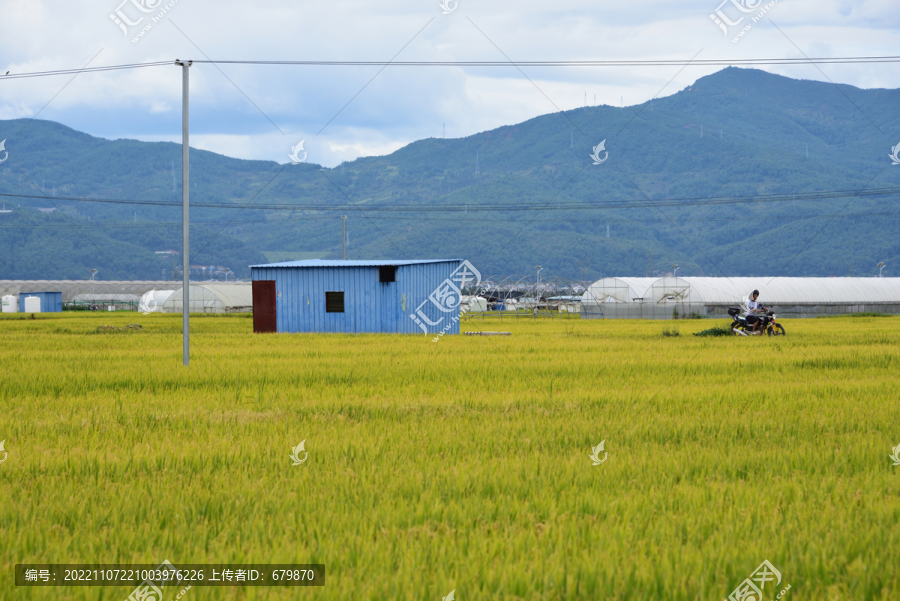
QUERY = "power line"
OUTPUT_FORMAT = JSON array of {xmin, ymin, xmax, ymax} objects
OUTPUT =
[
  {"xmin": 3, "ymin": 56, "xmax": 900, "ymax": 80},
  {"xmin": 0, "ymin": 61, "xmax": 174, "ymax": 80},
  {"xmin": 2, "ymin": 186, "xmax": 898, "ymax": 213},
  {"xmin": 2, "ymin": 208, "xmax": 898, "ymax": 231},
  {"xmin": 189, "ymin": 56, "xmax": 900, "ymax": 66}
]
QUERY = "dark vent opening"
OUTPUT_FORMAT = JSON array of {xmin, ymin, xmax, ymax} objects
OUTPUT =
[
  {"xmin": 379, "ymin": 265, "xmax": 397, "ymax": 283},
  {"xmin": 326, "ymin": 291, "xmax": 345, "ymax": 313}
]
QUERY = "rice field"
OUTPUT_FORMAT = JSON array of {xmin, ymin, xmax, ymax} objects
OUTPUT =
[{"xmin": 1, "ymin": 312, "xmax": 898, "ymax": 600}]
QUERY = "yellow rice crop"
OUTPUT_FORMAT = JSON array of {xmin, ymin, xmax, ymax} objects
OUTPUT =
[{"xmin": 0, "ymin": 312, "xmax": 898, "ymax": 600}]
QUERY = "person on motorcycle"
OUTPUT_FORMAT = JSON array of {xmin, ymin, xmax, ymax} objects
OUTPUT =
[{"xmin": 745, "ymin": 290, "xmax": 767, "ymax": 334}]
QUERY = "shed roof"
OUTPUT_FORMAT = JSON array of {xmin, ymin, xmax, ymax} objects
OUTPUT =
[{"xmin": 251, "ymin": 259, "xmax": 460, "ymax": 268}]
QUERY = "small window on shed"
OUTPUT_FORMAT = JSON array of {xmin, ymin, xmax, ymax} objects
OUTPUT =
[
  {"xmin": 379, "ymin": 265, "xmax": 397, "ymax": 283},
  {"xmin": 326, "ymin": 291, "xmax": 345, "ymax": 313}
]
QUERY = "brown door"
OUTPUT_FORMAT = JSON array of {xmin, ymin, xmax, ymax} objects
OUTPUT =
[{"xmin": 253, "ymin": 280, "xmax": 277, "ymax": 333}]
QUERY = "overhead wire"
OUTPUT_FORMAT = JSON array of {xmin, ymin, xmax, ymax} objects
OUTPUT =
[
  {"xmin": 0, "ymin": 61, "xmax": 174, "ymax": 80},
  {"xmin": 2, "ymin": 207, "xmax": 898, "ymax": 231},
  {"xmin": 2, "ymin": 54, "xmax": 897, "ymax": 261},
  {"xmin": 2, "ymin": 56, "xmax": 900, "ymax": 80},
  {"xmin": 1, "ymin": 186, "xmax": 898, "ymax": 213},
  {"xmin": 192, "ymin": 56, "xmax": 900, "ymax": 66}
]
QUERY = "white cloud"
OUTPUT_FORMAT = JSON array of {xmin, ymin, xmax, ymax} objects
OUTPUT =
[{"xmin": 0, "ymin": 0, "xmax": 897, "ymax": 167}]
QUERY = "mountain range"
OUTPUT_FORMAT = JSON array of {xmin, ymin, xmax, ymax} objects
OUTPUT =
[{"xmin": 1, "ymin": 66, "xmax": 899, "ymax": 282}]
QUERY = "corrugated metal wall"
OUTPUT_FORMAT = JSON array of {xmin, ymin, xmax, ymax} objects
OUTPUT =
[
  {"xmin": 19, "ymin": 291, "xmax": 62, "ymax": 313},
  {"xmin": 252, "ymin": 261, "xmax": 461, "ymax": 334}
]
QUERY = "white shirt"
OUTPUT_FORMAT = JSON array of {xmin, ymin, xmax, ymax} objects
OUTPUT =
[{"xmin": 747, "ymin": 299, "xmax": 761, "ymax": 313}]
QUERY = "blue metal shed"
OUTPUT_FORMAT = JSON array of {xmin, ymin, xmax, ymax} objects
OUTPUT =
[
  {"xmin": 250, "ymin": 259, "xmax": 475, "ymax": 334},
  {"xmin": 19, "ymin": 291, "xmax": 62, "ymax": 313}
]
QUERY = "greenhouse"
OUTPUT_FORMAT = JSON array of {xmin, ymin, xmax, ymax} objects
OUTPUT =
[
  {"xmin": 582, "ymin": 278, "xmax": 659, "ymax": 305},
  {"xmin": 162, "ymin": 284, "xmax": 252, "ymax": 314},
  {"xmin": 70, "ymin": 293, "xmax": 142, "ymax": 311},
  {"xmin": 138, "ymin": 290, "xmax": 176, "ymax": 313},
  {"xmin": 0, "ymin": 280, "xmax": 172, "ymax": 301},
  {"xmin": 581, "ymin": 277, "xmax": 900, "ymax": 319}
]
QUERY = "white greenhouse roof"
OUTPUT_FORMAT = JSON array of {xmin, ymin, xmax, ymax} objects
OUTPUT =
[
  {"xmin": 139, "ymin": 290, "xmax": 176, "ymax": 313},
  {"xmin": 679, "ymin": 277, "xmax": 900, "ymax": 305},
  {"xmin": 72, "ymin": 293, "xmax": 141, "ymax": 302},
  {"xmin": 582, "ymin": 277, "xmax": 658, "ymax": 304},
  {"xmin": 162, "ymin": 283, "xmax": 252, "ymax": 312},
  {"xmin": 0, "ymin": 280, "xmax": 177, "ymax": 302},
  {"xmin": 191, "ymin": 284, "xmax": 252, "ymax": 307},
  {"xmin": 584, "ymin": 277, "xmax": 900, "ymax": 305}
]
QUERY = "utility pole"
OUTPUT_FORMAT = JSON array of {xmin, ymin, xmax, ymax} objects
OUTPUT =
[
  {"xmin": 341, "ymin": 215, "xmax": 347, "ymax": 259},
  {"xmin": 176, "ymin": 59, "xmax": 192, "ymax": 366}
]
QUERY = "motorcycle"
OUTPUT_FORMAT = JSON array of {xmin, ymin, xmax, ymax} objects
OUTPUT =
[{"xmin": 728, "ymin": 307, "xmax": 785, "ymax": 336}]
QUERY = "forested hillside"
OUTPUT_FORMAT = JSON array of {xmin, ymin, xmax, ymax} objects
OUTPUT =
[{"xmin": 1, "ymin": 67, "xmax": 898, "ymax": 281}]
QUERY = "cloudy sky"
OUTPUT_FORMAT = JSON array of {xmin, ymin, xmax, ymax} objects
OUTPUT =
[{"xmin": 1, "ymin": 0, "xmax": 898, "ymax": 167}]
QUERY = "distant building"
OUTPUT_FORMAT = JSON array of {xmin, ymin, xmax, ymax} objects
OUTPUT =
[{"xmin": 250, "ymin": 259, "xmax": 465, "ymax": 334}]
